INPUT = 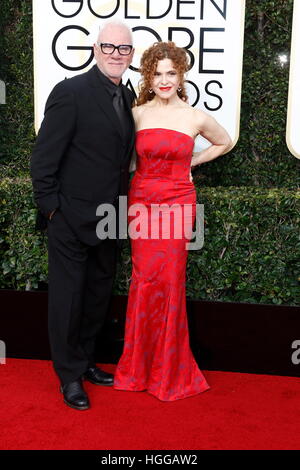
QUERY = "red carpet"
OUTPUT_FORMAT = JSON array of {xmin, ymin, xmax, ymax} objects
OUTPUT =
[{"xmin": 0, "ymin": 358, "xmax": 299, "ymax": 450}]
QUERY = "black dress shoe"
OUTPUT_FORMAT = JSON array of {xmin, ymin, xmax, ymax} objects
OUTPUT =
[
  {"xmin": 60, "ymin": 379, "xmax": 90, "ymax": 410},
  {"xmin": 83, "ymin": 366, "xmax": 114, "ymax": 386}
]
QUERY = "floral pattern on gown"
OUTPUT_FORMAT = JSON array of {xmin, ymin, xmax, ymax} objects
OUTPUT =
[{"xmin": 114, "ymin": 128, "xmax": 210, "ymax": 401}]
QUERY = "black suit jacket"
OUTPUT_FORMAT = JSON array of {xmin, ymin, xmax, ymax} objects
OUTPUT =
[{"xmin": 30, "ymin": 65, "xmax": 135, "ymax": 245}]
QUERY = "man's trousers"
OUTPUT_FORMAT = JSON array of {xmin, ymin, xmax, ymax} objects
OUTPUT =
[{"xmin": 47, "ymin": 209, "xmax": 117, "ymax": 386}]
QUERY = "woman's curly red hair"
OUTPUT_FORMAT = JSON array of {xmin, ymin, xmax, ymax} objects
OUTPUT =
[{"xmin": 137, "ymin": 41, "xmax": 189, "ymax": 106}]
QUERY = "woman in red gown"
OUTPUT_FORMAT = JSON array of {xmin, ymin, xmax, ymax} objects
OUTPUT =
[{"xmin": 114, "ymin": 42, "xmax": 232, "ymax": 401}]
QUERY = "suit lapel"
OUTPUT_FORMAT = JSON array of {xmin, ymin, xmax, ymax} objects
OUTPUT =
[{"xmin": 86, "ymin": 65, "xmax": 123, "ymax": 140}]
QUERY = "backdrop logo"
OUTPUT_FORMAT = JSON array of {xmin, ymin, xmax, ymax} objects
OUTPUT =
[
  {"xmin": 286, "ymin": 0, "xmax": 300, "ymax": 159},
  {"xmin": 32, "ymin": 0, "xmax": 245, "ymax": 150}
]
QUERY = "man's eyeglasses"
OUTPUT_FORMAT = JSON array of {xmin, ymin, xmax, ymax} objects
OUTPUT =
[{"xmin": 98, "ymin": 43, "xmax": 133, "ymax": 56}]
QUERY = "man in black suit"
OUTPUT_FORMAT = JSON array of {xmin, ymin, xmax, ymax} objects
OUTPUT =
[{"xmin": 30, "ymin": 21, "xmax": 135, "ymax": 410}]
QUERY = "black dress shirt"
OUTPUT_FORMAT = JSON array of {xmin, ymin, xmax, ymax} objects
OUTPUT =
[{"xmin": 96, "ymin": 67, "xmax": 131, "ymax": 145}]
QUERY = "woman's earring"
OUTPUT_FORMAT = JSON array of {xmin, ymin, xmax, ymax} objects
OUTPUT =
[
  {"xmin": 177, "ymin": 86, "xmax": 182, "ymax": 92},
  {"xmin": 149, "ymin": 88, "xmax": 154, "ymax": 94}
]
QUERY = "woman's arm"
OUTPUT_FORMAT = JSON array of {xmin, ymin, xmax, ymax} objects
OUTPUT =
[{"xmin": 191, "ymin": 110, "xmax": 232, "ymax": 168}]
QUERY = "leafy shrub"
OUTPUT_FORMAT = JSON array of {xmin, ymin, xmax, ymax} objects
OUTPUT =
[
  {"xmin": 1, "ymin": 178, "xmax": 299, "ymax": 304},
  {"xmin": 0, "ymin": 0, "xmax": 299, "ymax": 307}
]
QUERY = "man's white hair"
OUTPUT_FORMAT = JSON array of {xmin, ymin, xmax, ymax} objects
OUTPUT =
[{"xmin": 98, "ymin": 19, "xmax": 133, "ymax": 45}]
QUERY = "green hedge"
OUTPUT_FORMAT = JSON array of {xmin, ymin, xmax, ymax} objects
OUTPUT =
[
  {"xmin": 1, "ymin": 177, "xmax": 299, "ymax": 305},
  {"xmin": 0, "ymin": 0, "xmax": 34, "ymax": 175},
  {"xmin": 1, "ymin": 0, "xmax": 300, "ymax": 304},
  {"xmin": 0, "ymin": 177, "xmax": 47, "ymax": 290}
]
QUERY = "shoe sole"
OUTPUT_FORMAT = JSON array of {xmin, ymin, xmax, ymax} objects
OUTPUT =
[
  {"xmin": 63, "ymin": 398, "xmax": 90, "ymax": 411},
  {"xmin": 60, "ymin": 386, "xmax": 90, "ymax": 410}
]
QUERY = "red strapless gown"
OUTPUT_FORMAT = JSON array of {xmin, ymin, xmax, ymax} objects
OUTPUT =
[{"xmin": 114, "ymin": 128, "xmax": 210, "ymax": 401}]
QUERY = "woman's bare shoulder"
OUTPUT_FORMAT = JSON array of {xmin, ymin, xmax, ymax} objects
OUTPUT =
[
  {"xmin": 192, "ymin": 106, "xmax": 215, "ymax": 125},
  {"xmin": 189, "ymin": 105, "xmax": 204, "ymax": 116},
  {"xmin": 132, "ymin": 103, "xmax": 149, "ymax": 118}
]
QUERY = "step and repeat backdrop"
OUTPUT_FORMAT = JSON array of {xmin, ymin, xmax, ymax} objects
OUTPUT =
[
  {"xmin": 32, "ymin": 0, "xmax": 299, "ymax": 158},
  {"xmin": 286, "ymin": 0, "xmax": 300, "ymax": 159}
]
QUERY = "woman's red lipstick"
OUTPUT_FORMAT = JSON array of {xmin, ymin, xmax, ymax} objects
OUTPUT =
[{"xmin": 159, "ymin": 86, "xmax": 172, "ymax": 91}]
